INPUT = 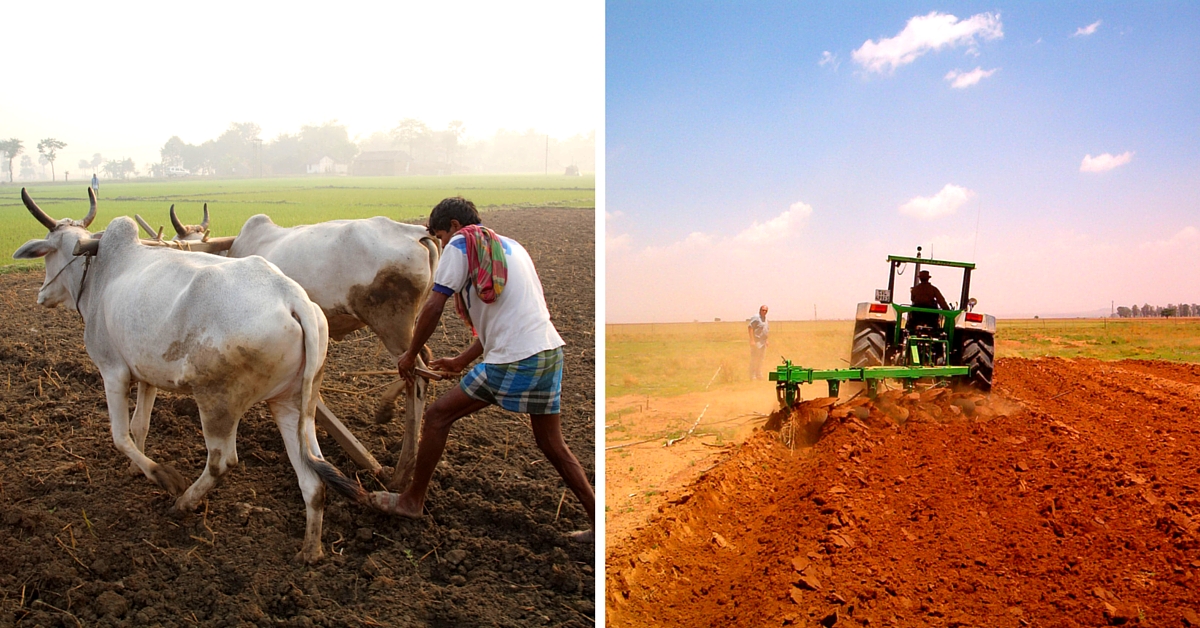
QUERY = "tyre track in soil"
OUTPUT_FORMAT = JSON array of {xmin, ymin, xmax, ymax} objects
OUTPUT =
[
  {"xmin": 606, "ymin": 357, "xmax": 1200, "ymax": 627},
  {"xmin": 0, "ymin": 207, "xmax": 594, "ymax": 627}
]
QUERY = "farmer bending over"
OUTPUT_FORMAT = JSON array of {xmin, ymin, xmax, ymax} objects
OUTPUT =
[{"xmin": 371, "ymin": 197, "xmax": 595, "ymax": 542}]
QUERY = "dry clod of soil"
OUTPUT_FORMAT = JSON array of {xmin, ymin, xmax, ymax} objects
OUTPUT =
[{"xmin": 608, "ymin": 357, "xmax": 1200, "ymax": 627}]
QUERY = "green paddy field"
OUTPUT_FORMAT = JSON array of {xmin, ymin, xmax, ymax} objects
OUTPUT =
[{"xmin": 0, "ymin": 174, "xmax": 594, "ymax": 269}]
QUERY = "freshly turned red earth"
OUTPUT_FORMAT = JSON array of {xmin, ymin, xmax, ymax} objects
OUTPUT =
[
  {"xmin": 607, "ymin": 358, "xmax": 1200, "ymax": 627},
  {"xmin": 0, "ymin": 208, "xmax": 595, "ymax": 627}
]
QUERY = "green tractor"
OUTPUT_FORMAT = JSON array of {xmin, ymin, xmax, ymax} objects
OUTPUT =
[{"xmin": 850, "ymin": 247, "xmax": 995, "ymax": 391}]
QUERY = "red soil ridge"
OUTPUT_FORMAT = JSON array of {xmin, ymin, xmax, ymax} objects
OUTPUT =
[{"xmin": 607, "ymin": 358, "xmax": 1200, "ymax": 627}]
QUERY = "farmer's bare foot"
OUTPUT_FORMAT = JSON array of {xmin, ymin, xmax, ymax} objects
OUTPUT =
[
  {"xmin": 568, "ymin": 529, "xmax": 594, "ymax": 543},
  {"xmin": 368, "ymin": 491, "xmax": 424, "ymax": 517}
]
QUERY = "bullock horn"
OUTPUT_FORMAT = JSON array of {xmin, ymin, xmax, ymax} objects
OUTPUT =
[
  {"xmin": 82, "ymin": 187, "xmax": 97, "ymax": 227},
  {"xmin": 134, "ymin": 214, "xmax": 159, "ymax": 238},
  {"xmin": 200, "ymin": 203, "xmax": 210, "ymax": 230},
  {"xmin": 21, "ymin": 188, "xmax": 59, "ymax": 231},
  {"xmin": 170, "ymin": 204, "xmax": 186, "ymax": 236}
]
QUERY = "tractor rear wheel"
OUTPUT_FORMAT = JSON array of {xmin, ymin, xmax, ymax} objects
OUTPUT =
[
  {"xmin": 851, "ymin": 322, "xmax": 888, "ymax": 367},
  {"xmin": 960, "ymin": 333, "xmax": 995, "ymax": 391}
]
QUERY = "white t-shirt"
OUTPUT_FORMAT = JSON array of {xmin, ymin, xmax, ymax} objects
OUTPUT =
[
  {"xmin": 749, "ymin": 314, "xmax": 769, "ymax": 348},
  {"xmin": 433, "ymin": 232, "xmax": 565, "ymax": 364}
]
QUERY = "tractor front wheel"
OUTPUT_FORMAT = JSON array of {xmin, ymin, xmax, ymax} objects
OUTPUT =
[
  {"xmin": 851, "ymin": 322, "xmax": 888, "ymax": 367},
  {"xmin": 960, "ymin": 333, "xmax": 995, "ymax": 392}
]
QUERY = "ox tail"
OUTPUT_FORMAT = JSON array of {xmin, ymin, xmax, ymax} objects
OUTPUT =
[{"xmin": 295, "ymin": 300, "xmax": 368, "ymax": 504}]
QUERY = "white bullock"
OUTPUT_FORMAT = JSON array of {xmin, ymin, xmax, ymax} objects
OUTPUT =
[
  {"xmin": 13, "ymin": 189, "xmax": 366, "ymax": 563},
  {"xmin": 154, "ymin": 206, "xmax": 440, "ymax": 491}
]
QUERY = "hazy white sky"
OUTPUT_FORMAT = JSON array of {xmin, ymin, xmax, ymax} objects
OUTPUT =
[
  {"xmin": 2, "ymin": 0, "xmax": 602, "ymax": 171},
  {"xmin": 607, "ymin": 3, "xmax": 1200, "ymax": 321}
]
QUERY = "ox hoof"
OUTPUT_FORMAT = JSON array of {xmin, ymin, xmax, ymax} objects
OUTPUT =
[
  {"xmin": 367, "ymin": 491, "xmax": 423, "ymax": 518},
  {"xmin": 373, "ymin": 403, "xmax": 395, "ymax": 425},
  {"xmin": 151, "ymin": 463, "xmax": 190, "ymax": 496},
  {"xmin": 126, "ymin": 460, "xmax": 142, "ymax": 477},
  {"xmin": 294, "ymin": 545, "xmax": 324, "ymax": 565},
  {"xmin": 173, "ymin": 496, "xmax": 200, "ymax": 514},
  {"xmin": 568, "ymin": 529, "xmax": 594, "ymax": 544}
]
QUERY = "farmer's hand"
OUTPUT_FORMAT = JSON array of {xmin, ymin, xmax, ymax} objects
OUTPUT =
[
  {"xmin": 396, "ymin": 352, "xmax": 418, "ymax": 383},
  {"xmin": 431, "ymin": 353, "xmax": 469, "ymax": 374}
]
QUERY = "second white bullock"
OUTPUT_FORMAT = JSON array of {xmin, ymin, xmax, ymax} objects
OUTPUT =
[
  {"xmin": 13, "ymin": 189, "xmax": 366, "ymax": 563},
  {"xmin": 156, "ymin": 206, "xmax": 441, "ymax": 491}
]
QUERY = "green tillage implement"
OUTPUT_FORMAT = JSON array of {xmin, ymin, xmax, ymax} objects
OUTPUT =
[{"xmin": 769, "ymin": 359, "xmax": 969, "ymax": 409}]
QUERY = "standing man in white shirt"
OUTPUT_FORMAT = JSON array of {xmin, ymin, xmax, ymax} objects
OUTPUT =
[
  {"xmin": 748, "ymin": 305, "xmax": 769, "ymax": 380},
  {"xmin": 372, "ymin": 197, "xmax": 594, "ymax": 542}
]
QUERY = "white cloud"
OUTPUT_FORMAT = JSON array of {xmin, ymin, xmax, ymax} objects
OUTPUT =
[
  {"xmin": 819, "ymin": 51, "xmax": 840, "ymax": 70},
  {"xmin": 605, "ymin": 210, "xmax": 630, "ymax": 250},
  {"xmin": 734, "ymin": 202, "xmax": 813, "ymax": 245},
  {"xmin": 1141, "ymin": 226, "xmax": 1200, "ymax": 250},
  {"xmin": 607, "ymin": 232, "xmax": 631, "ymax": 251},
  {"xmin": 852, "ymin": 11, "xmax": 1003, "ymax": 74},
  {"xmin": 1080, "ymin": 151, "xmax": 1133, "ymax": 172},
  {"xmin": 1174, "ymin": 226, "xmax": 1200, "ymax": 243},
  {"xmin": 606, "ymin": 203, "xmax": 815, "ymax": 322},
  {"xmin": 945, "ymin": 67, "xmax": 998, "ymax": 88},
  {"xmin": 1073, "ymin": 20, "xmax": 1102, "ymax": 37},
  {"xmin": 898, "ymin": 184, "xmax": 974, "ymax": 220}
]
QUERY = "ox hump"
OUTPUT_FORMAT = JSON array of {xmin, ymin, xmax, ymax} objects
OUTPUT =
[
  {"xmin": 241, "ymin": 214, "xmax": 277, "ymax": 232},
  {"xmin": 100, "ymin": 217, "xmax": 140, "ymax": 251}
]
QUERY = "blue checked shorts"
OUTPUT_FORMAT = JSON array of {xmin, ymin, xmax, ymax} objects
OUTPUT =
[{"xmin": 460, "ymin": 347, "xmax": 564, "ymax": 414}]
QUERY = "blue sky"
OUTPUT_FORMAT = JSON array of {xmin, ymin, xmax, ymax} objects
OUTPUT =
[{"xmin": 606, "ymin": 2, "xmax": 1200, "ymax": 321}]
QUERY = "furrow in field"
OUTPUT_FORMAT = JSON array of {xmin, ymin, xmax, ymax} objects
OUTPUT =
[{"xmin": 608, "ymin": 358, "xmax": 1200, "ymax": 627}]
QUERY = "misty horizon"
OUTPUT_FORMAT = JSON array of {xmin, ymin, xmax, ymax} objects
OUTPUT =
[{"xmin": 1, "ymin": 119, "xmax": 596, "ymax": 182}]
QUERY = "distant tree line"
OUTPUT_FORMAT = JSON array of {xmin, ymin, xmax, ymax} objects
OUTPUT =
[
  {"xmin": 159, "ymin": 121, "xmax": 358, "ymax": 177},
  {"xmin": 159, "ymin": 119, "xmax": 595, "ymax": 177},
  {"xmin": 1, "ymin": 137, "xmax": 69, "ymax": 182},
  {"xmin": 1, "ymin": 119, "xmax": 596, "ymax": 182},
  {"xmin": 1114, "ymin": 304, "xmax": 1200, "ymax": 318}
]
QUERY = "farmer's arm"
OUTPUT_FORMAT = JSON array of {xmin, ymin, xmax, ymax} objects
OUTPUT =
[
  {"xmin": 432, "ymin": 339, "xmax": 483, "ymax": 373},
  {"xmin": 397, "ymin": 291, "xmax": 451, "ymax": 381}
]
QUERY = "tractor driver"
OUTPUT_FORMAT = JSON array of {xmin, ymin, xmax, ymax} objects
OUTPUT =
[{"xmin": 909, "ymin": 269, "xmax": 949, "ymax": 330}]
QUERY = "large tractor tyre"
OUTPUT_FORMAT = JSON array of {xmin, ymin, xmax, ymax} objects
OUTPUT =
[
  {"xmin": 959, "ymin": 333, "xmax": 995, "ymax": 392},
  {"xmin": 851, "ymin": 322, "xmax": 888, "ymax": 367}
]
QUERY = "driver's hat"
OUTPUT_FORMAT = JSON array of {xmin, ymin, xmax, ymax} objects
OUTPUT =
[{"xmin": 918, "ymin": 270, "xmax": 931, "ymax": 279}]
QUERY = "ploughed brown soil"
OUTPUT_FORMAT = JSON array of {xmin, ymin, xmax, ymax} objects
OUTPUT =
[
  {"xmin": 0, "ymin": 208, "xmax": 595, "ymax": 627},
  {"xmin": 607, "ymin": 358, "xmax": 1200, "ymax": 627}
]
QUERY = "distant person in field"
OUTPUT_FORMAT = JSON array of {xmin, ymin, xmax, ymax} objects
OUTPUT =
[
  {"xmin": 372, "ymin": 196, "xmax": 595, "ymax": 543},
  {"xmin": 748, "ymin": 304, "xmax": 769, "ymax": 380},
  {"xmin": 91, "ymin": 173, "xmax": 99, "ymax": 195},
  {"xmin": 909, "ymin": 270, "xmax": 949, "ymax": 330}
]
